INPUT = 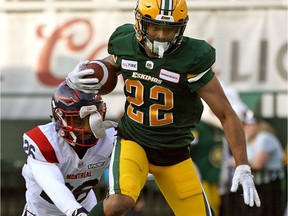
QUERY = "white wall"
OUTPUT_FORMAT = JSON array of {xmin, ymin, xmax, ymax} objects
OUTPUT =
[{"xmin": 1, "ymin": 0, "xmax": 287, "ymax": 119}]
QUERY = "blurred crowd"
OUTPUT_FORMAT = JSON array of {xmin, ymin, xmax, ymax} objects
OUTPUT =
[{"xmin": 190, "ymin": 82, "xmax": 286, "ymax": 216}]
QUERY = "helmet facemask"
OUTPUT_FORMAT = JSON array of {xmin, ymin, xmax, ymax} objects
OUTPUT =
[
  {"xmin": 134, "ymin": 0, "xmax": 188, "ymax": 58},
  {"xmin": 53, "ymin": 106, "xmax": 106, "ymax": 148}
]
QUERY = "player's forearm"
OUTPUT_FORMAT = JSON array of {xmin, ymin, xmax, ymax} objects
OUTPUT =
[
  {"xmin": 44, "ymin": 180, "xmax": 82, "ymax": 215},
  {"xmin": 221, "ymin": 115, "xmax": 248, "ymax": 166},
  {"xmin": 28, "ymin": 157, "xmax": 83, "ymax": 215}
]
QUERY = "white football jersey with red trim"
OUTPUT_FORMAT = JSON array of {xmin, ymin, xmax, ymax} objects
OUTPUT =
[{"xmin": 21, "ymin": 122, "xmax": 116, "ymax": 216}]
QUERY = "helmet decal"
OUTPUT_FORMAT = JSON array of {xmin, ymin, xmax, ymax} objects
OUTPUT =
[{"xmin": 160, "ymin": 0, "xmax": 173, "ymax": 16}]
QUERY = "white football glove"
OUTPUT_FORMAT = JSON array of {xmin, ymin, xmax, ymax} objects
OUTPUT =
[
  {"xmin": 230, "ymin": 164, "xmax": 261, "ymax": 207},
  {"xmin": 66, "ymin": 60, "xmax": 101, "ymax": 93},
  {"xmin": 71, "ymin": 207, "xmax": 88, "ymax": 216}
]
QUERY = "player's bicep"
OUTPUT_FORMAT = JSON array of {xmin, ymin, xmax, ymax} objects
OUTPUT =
[
  {"xmin": 197, "ymin": 76, "xmax": 234, "ymax": 121},
  {"xmin": 28, "ymin": 156, "xmax": 64, "ymax": 185}
]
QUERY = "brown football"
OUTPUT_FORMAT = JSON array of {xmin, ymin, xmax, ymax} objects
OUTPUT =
[{"xmin": 82, "ymin": 60, "xmax": 118, "ymax": 95}]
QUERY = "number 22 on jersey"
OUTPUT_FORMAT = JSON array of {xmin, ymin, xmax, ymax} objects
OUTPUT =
[{"xmin": 126, "ymin": 79, "xmax": 174, "ymax": 126}]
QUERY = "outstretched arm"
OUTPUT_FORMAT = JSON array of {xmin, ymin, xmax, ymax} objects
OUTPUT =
[
  {"xmin": 28, "ymin": 157, "xmax": 88, "ymax": 215},
  {"xmin": 197, "ymin": 76, "xmax": 261, "ymax": 207},
  {"xmin": 197, "ymin": 76, "xmax": 247, "ymax": 166}
]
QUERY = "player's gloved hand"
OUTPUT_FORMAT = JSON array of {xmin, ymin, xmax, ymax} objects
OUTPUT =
[
  {"xmin": 66, "ymin": 60, "xmax": 101, "ymax": 94},
  {"xmin": 230, "ymin": 164, "xmax": 261, "ymax": 207},
  {"xmin": 71, "ymin": 207, "xmax": 88, "ymax": 216}
]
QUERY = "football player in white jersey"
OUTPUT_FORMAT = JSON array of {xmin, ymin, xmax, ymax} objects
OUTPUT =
[{"xmin": 21, "ymin": 81, "xmax": 117, "ymax": 216}]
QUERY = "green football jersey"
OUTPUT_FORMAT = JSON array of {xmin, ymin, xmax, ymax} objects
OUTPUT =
[{"xmin": 108, "ymin": 24, "xmax": 215, "ymax": 149}]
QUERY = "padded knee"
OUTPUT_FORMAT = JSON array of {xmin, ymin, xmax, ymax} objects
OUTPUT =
[{"xmin": 119, "ymin": 174, "xmax": 141, "ymax": 202}]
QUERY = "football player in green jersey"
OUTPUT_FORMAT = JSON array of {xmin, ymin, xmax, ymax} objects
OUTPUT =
[{"xmin": 66, "ymin": 0, "xmax": 261, "ymax": 215}]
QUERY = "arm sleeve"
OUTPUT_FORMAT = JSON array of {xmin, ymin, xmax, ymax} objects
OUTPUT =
[{"xmin": 27, "ymin": 157, "xmax": 82, "ymax": 216}]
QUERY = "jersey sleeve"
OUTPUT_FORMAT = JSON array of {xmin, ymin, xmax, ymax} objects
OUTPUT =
[
  {"xmin": 27, "ymin": 156, "xmax": 82, "ymax": 215},
  {"xmin": 187, "ymin": 40, "xmax": 215, "ymax": 73},
  {"xmin": 108, "ymin": 24, "xmax": 138, "ymax": 67},
  {"xmin": 184, "ymin": 39, "xmax": 216, "ymax": 92},
  {"xmin": 186, "ymin": 69, "xmax": 215, "ymax": 92},
  {"xmin": 23, "ymin": 126, "xmax": 59, "ymax": 163}
]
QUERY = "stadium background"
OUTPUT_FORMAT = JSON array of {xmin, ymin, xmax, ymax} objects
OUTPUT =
[{"xmin": 1, "ymin": 0, "xmax": 287, "ymax": 215}]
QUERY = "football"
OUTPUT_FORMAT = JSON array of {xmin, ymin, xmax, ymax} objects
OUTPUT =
[{"xmin": 82, "ymin": 60, "xmax": 118, "ymax": 95}]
